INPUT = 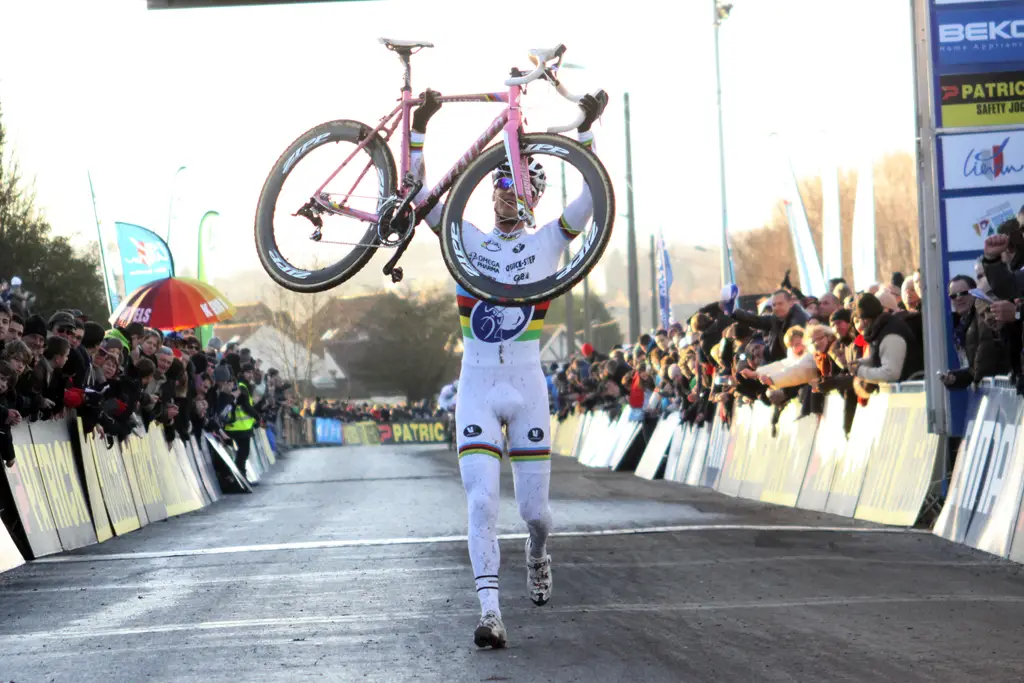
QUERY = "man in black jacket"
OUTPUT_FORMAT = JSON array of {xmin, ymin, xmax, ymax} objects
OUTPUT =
[
  {"xmin": 850, "ymin": 293, "xmax": 924, "ymax": 384},
  {"xmin": 731, "ymin": 289, "xmax": 809, "ymax": 363}
]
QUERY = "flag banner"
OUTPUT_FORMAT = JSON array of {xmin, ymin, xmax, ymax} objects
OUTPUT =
[
  {"xmin": 656, "ymin": 230, "xmax": 674, "ymax": 329},
  {"xmin": 115, "ymin": 223, "xmax": 175, "ymax": 298}
]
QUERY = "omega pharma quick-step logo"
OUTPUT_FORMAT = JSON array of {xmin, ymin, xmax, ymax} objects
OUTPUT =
[{"xmin": 937, "ymin": 7, "xmax": 1024, "ymax": 66}]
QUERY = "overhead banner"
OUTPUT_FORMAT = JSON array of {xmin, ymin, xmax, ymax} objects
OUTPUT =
[{"xmin": 115, "ymin": 222, "xmax": 175, "ymax": 298}]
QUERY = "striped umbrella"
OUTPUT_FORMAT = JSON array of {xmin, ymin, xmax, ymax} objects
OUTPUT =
[{"xmin": 108, "ymin": 277, "xmax": 236, "ymax": 331}]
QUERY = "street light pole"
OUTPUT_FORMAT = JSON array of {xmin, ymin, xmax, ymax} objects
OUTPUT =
[
  {"xmin": 624, "ymin": 92, "xmax": 641, "ymax": 343},
  {"xmin": 714, "ymin": 1, "xmax": 734, "ymax": 287}
]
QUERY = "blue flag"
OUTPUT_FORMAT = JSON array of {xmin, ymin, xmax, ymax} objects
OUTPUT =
[
  {"xmin": 115, "ymin": 222, "xmax": 175, "ymax": 297},
  {"xmin": 656, "ymin": 229, "xmax": 674, "ymax": 329}
]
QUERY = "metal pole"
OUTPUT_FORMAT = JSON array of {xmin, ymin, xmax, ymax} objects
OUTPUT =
[
  {"xmin": 624, "ymin": 92, "xmax": 641, "ymax": 342},
  {"xmin": 714, "ymin": 1, "xmax": 733, "ymax": 286},
  {"xmin": 87, "ymin": 171, "xmax": 114, "ymax": 316},
  {"xmin": 911, "ymin": 0, "xmax": 949, "ymax": 436},
  {"xmin": 650, "ymin": 234, "xmax": 658, "ymax": 330},
  {"xmin": 561, "ymin": 161, "xmax": 575, "ymax": 361}
]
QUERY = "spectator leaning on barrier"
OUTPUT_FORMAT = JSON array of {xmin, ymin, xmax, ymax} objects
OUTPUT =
[
  {"xmin": 850, "ymin": 292, "xmax": 923, "ymax": 385},
  {"xmin": 940, "ymin": 279, "xmax": 1012, "ymax": 389},
  {"xmin": 0, "ymin": 361, "xmax": 20, "ymax": 467}
]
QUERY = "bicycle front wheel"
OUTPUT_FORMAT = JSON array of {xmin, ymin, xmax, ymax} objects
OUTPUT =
[
  {"xmin": 439, "ymin": 133, "xmax": 614, "ymax": 306},
  {"xmin": 255, "ymin": 119, "xmax": 397, "ymax": 293}
]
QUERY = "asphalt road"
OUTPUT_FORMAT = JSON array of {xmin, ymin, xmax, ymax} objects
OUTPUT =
[{"xmin": 2, "ymin": 445, "xmax": 1024, "ymax": 682}]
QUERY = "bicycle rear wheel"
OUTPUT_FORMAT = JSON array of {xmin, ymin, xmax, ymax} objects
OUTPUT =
[
  {"xmin": 439, "ymin": 133, "xmax": 614, "ymax": 306},
  {"xmin": 255, "ymin": 119, "xmax": 397, "ymax": 293}
]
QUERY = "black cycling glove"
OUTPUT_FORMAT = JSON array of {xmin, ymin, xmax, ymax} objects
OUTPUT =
[
  {"xmin": 412, "ymin": 89, "xmax": 443, "ymax": 133},
  {"xmin": 577, "ymin": 90, "xmax": 609, "ymax": 133}
]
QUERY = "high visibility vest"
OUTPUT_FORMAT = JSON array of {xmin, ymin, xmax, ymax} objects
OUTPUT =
[{"xmin": 225, "ymin": 382, "xmax": 256, "ymax": 432}]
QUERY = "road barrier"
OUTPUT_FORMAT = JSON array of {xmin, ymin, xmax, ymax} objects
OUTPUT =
[
  {"xmin": 0, "ymin": 413, "xmax": 280, "ymax": 571},
  {"xmin": 551, "ymin": 382, "xmax": 946, "ymax": 529}
]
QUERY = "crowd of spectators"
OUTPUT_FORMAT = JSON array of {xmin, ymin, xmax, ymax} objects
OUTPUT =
[
  {"xmin": 0, "ymin": 293, "xmax": 298, "ymax": 482},
  {"xmin": 301, "ymin": 397, "xmax": 436, "ymax": 423},
  {"xmin": 547, "ymin": 267, "xmax": 928, "ymax": 436}
]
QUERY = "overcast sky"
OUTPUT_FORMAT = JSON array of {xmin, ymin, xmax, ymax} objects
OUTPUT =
[{"xmin": 0, "ymin": 0, "xmax": 916, "ymax": 279}]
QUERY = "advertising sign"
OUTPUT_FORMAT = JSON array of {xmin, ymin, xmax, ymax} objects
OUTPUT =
[
  {"xmin": 935, "ymin": 6, "xmax": 1024, "ymax": 66},
  {"xmin": 943, "ymin": 191, "xmax": 1024, "ymax": 251},
  {"xmin": 940, "ymin": 70, "xmax": 1024, "ymax": 127},
  {"xmin": 941, "ymin": 131, "xmax": 1024, "ymax": 191}
]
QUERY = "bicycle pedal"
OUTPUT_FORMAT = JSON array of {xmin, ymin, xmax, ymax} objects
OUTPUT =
[{"xmin": 390, "ymin": 267, "xmax": 404, "ymax": 283}]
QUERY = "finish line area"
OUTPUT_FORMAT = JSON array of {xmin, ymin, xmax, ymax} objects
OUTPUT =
[{"xmin": 1, "ymin": 445, "xmax": 1022, "ymax": 682}]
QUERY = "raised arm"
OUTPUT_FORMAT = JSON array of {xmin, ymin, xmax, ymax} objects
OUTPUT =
[{"xmin": 409, "ymin": 90, "xmax": 444, "ymax": 233}]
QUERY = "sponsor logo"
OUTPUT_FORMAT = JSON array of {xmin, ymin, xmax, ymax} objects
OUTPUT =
[
  {"xmin": 450, "ymin": 221, "xmax": 482, "ymax": 277},
  {"xmin": 527, "ymin": 427, "xmax": 544, "ymax": 443},
  {"xmin": 964, "ymin": 137, "xmax": 1024, "ymax": 181},
  {"xmin": 505, "ymin": 255, "xmax": 537, "ymax": 272},
  {"xmin": 513, "ymin": 243, "xmax": 526, "ymax": 254},
  {"xmin": 524, "ymin": 143, "xmax": 569, "ymax": 156},
  {"xmin": 269, "ymin": 249, "xmax": 311, "ymax": 279},
  {"xmin": 284, "ymin": 132, "xmax": 330, "ymax": 174},
  {"xmin": 481, "ymin": 240, "xmax": 501, "ymax": 252},
  {"xmin": 942, "ymin": 192, "xmax": 1024, "ymax": 252},
  {"xmin": 556, "ymin": 220, "xmax": 600, "ymax": 280},
  {"xmin": 124, "ymin": 238, "xmax": 171, "ymax": 268},
  {"xmin": 468, "ymin": 253, "xmax": 500, "ymax": 273},
  {"xmin": 940, "ymin": 71, "xmax": 1024, "ymax": 128},
  {"xmin": 469, "ymin": 302, "xmax": 532, "ymax": 342},
  {"xmin": 118, "ymin": 307, "xmax": 153, "ymax": 326},
  {"xmin": 937, "ymin": 8, "xmax": 1024, "ymax": 65},
  {"xmin": 941, "ymin": 132, "xmax": 1024, "ymax": 191},
  {"xmin": 463, "ymin": 424, "xmax": 483, "ymax": 437}
]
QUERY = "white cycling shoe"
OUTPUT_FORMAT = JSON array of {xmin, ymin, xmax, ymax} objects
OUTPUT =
[
  {"xmin": 473, "ymin": 611, "xmax": 508, "ymax": 649},
  {"xmin": 526, "ymin": 538, "xmax": 552, "ymax": 606}
]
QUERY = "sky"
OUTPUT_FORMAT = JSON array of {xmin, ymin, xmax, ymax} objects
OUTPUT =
[{"xmin": 0, "ymin": 0, "xmax": 918, "ymax": 282}]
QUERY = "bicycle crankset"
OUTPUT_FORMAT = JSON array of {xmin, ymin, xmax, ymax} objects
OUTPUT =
[{"xmin": 381, "ymin": 180, "xmax": 422, "ymax": 283}]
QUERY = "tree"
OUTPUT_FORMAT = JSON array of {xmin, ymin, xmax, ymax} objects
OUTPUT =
[
  {"xmin": 262, "ymin": 285, "xmax": 324, "ymax": 397},
  {"xmin": 544, "ymin": 291, "xmax": 623, "ymax": 355},
  {"xmin": 0, "ymin": 102, "xmax": 106, "ymax": 321},
  {"xmin": 731, "ymin": 152, "xmax": 919, "ymax": 295},
  {"xmin": 340, "ymin": 286, "xmax": 462, "ymax": 402}
]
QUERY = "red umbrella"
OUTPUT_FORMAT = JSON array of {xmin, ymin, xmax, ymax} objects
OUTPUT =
[{"xmin": 109, "ymin": 277, "xmax": 236, "ymax": 331}]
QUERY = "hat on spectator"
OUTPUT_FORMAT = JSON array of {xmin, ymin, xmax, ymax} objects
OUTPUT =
[
  {"xmin": 10, "ymin": 276, "xmax": 21, "ymax": 287},
  {"xmin": 24, "ymin": 315, "xmax": 46, "ymax": 338},
  {"xmin": 47, "ymin": 311, "xmax": 76, "ymax": 330},
  {"xmin": 207, "ymin": 336, "xmax": 223, "ymax": 351},
  {"xmin": 855, "ymin": 293, "xmax": 884, "ymax": 321},
  {"xmin": 213, "ymin": 364, "xmax": 233, "ymax": 383},
  {"xmin": 241, "ymin": 362, "xmax": 255, "ymax": 374},
  {"xmin": 581, "ymin": 342, "xmax": 594, "ymax": 357},
  {"xmin": 829, "ymin": 309, "xmax": 852, "ymax": 325},
  {"xmin": 876, "ymin": 289, "xmax": 899, "ymax": 312}
]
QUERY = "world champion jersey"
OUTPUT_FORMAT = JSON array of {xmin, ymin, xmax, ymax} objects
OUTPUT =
[{"xmin": 411, "ymin": 130, "xmax": 596, "ymax": 367}]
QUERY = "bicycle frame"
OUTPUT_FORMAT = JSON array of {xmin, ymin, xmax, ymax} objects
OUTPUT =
[{"xmin": 314, "ymin": 83, "xmax": 535, "ymax": 227}]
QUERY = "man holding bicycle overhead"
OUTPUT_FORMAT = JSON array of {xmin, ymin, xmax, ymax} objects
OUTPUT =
[{"xmin": 410, "ymin": 88, "xmax": 608, "ymax": 649}]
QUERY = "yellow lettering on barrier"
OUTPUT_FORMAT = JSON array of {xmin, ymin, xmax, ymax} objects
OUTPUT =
[
  {"xmin": 35, "ymin": 444, "xmax": 72, "ymax": 529},
  {"xmin": 56, "ymin": 440, "xmax": 90, "ymax": 527},
  {"xmin": 433, "ymin": 423, "xmax": 444, "ymax": 442},
  {"xmin": 15, "ymin": 444, "xmax": 55, "ymax": 532},
  {"xmin": 103, "ymin": 443, "xmax": 134, "ymax": 526}
]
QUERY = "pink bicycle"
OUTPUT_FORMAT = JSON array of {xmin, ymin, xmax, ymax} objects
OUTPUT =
[{"xmin": 254, "ymin": 38, "xmax": 615, "ymax": 306}]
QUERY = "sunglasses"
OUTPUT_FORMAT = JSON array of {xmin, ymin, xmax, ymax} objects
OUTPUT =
[
  {"xmin": 57, "ymin": 325, "xmax": 76, "ymax": 335},
  {"xmin": 949, "ymin": 291, "xmax": 971, "ymax": 300},
  {"xmin": 493, "ymin": 177, "xmax": 516, "ymax": 190}
]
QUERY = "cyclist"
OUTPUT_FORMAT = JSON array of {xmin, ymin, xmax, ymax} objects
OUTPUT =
[
  {"xmin": 437, "ymin": 379, "xmax": 458, "ymax": 449},
  {"xmin": 409, "ymin": 88, "xmax": 607, "ymax": 649}
]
